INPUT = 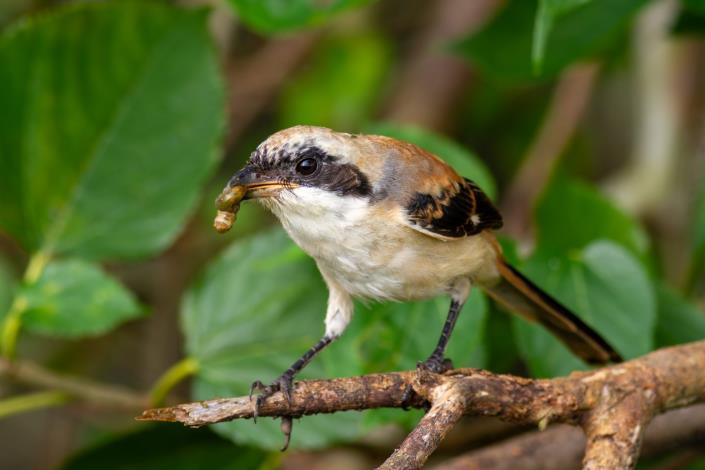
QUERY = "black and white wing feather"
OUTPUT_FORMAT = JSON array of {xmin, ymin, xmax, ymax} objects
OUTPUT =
[{"xmin": 405, "ymin": 178, "xmax": 503, "ymax": 239}]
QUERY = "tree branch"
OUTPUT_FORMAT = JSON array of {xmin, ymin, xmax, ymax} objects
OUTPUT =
[
  {"xmin": 434, "ymin": 404, "xmax": 705, "ymax": 470},
  {"xmin": 0, "ymin": 358, "xmax": 148, "ymax": 411},
  {"xmin": 581, "ymin": 392, "xmax": 652, "ymax": 469},
  {"xmin": 379, "ymin": 379, "xmax": 468, "ymax": 469},
  {"xmin": 139, "ymin": 340, "xmax": 705, "ymax": 469}
]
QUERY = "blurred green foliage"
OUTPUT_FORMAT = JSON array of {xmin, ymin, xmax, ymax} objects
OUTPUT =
[
  {"xmin": 280, "ymin": 32, "xmax": 391, "ymax": 130},
  {"xmin": 517, "ymin": 240, "xmax": 655, "ymax": 376},
  {"xmin": 692, "ymin": 182, "xmax": 705, "ymax": 287},
  {"xmin": 227, "ymin": 0, "xmax": 373, "ymax": 34},
  {"xmin": 655, "ymin": 283, "xmax": 705, "ymax": 348},
  {"xmin": 534, "ymin": 175, "xmax": 649, "ymax": 261},
  {"xmin": 674, "ymin": 0, "xmax": 705, "ymax": 34},
  {"xmin": 533, "ymin": 0, "xmax": 591, "ymax": 70},
  {"xmin": 62, "ymin": 425, "xmax": 270, "ymax": 470},
  {"xmin": 457, "ymin": 0, "xmax": 648, "ymax": 82},
  {"xmin": 0, "ymin": 0, "xmax": 704, "ymax": 465},
  {"xmin": 0, "ymin": 258, "xmax": 16, "ymax": 322}
]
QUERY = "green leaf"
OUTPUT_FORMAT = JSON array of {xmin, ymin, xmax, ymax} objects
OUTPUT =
[
  {"xmin": 19, "ymin": 259, "xmax": 143, "ymax": 338},
  {"xmin": 0, "ymin": 1, "xmax": 224, "ymax": 260},
  {"xmin": 513, "ymin": 241, "xmax": 656, "ymax": 377},
  {"xmin": 227, "ymin": 0, "xmax": 373, "ymax": 33},
  {"xmin": 535, "ymin": 176, "xmax": 649, "ymax": 260},
  {"xmin": 365, "ymin": 123, "xmax": 497, "ymax": 200},
  {"xmin": 456, "ymin": 0, "xmax": 649, "ymax": 82},
  {"xmin": 62, "ymin": 425, "xmax": 270, "ymax": 470},
  {"xmin": 654, "ymin": 283, "xmax": 705, "ymax": 348},
  {"xmin": 280, "ymin": 32, "xmax": 391, "ymax": 131},
  {"xmin": 532, "ymin": 0, "xmax": 590, "ymax": 71}
]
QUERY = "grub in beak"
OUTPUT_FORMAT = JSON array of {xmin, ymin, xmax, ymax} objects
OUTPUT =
[{"xmin": 213, "ymin": 184, "xmax": 247, "ymax": 233}]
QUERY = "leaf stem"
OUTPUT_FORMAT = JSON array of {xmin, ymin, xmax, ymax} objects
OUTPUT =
[
  {"xmin": 0, "ymin": 391, "xmax": 70, "ymax": 419},
  {"xmin": 149, "ymin": 357, "xmax": 199, "ymax": 406},
  {"xmin": 24, "ymin": 250, "xmax": 51, "ymax": 284},
  {"xmin": 1, "ymin": 250, "xmax": 52, "ymax": 359},
  {"xmin": 1, "ymin": 296, "xmax": 28, "ymax": 359}
]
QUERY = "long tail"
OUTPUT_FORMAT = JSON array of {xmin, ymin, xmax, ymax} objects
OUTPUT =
[{"xmin": 483, "ymin": 259, "xmax": 622, "ymax": 364}]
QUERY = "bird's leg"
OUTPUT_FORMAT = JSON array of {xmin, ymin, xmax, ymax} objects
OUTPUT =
[
  {"xmin": 250, "ymin": 335, "xmax": 334, "ymax": 411},
  {"xmin": 250, "ymin": 335, "xmax": 334, "ymax": 449},
  {"xmin": 419, "ymin": 299, "xmax": 463, "ymax": 373},
  {"xmin": 252, "ymin": 283, "xmax": 352, "ymax": 449},
  {"xmin": 401, "ymin": 299, "xmax": 464, "ymax": 409}
]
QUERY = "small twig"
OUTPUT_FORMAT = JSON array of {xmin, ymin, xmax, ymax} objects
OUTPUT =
[
  {"xmin": 140, "ymin": 341, "xmax": 705, "ymax": 469},
  {"xmin": 0, "ymin": 358, "xmax": 148, "ymax": 411}
]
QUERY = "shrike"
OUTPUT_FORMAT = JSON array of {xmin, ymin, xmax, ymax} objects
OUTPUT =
[{"xmin": 216, "ymin": 125, "xmax": 621, "ymax": 434}]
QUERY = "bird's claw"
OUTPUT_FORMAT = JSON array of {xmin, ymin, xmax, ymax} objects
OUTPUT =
[
  {"xmin": 417, "ymin": 354, "xmax": 453, "ymax": 374},
  {"xmin": 280, "ymin": 416, "xmax": 293, "ymax": 451},
  {"xmin": 249, "ymin": 372, "xmax": 296, "ymax": 449},
  {"xmin": 400, "ymin": 355, "xmax": 453, "ymax": 410},
  {"xmin": 400, "ymin": 384, "xmax": 416, "ymax": 410}
]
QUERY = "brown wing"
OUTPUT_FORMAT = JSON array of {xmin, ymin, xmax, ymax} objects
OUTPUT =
[{"xmin": 405, "ymin": 178, "xmax": 503, "ymax": 239}]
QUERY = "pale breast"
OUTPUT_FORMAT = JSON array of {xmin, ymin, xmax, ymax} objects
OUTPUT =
[{"xmin": 270, "ymin": 188, "xmax": 500, "ymax": 302}]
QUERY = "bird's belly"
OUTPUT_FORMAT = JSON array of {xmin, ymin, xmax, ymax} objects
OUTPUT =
[
  {"xmin": 320, "ymin": 239, "xmax": 459, "ymax": 300},
  {"xmin": 279, "ymin": 211, "xmax": 498, "ymax": 301}
]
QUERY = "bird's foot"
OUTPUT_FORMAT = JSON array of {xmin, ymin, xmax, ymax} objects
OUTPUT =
[
  {"xmin": 249, "ymin": 371, "xmax": 296, "ymax": 451},
  {"xmin": 417, "ymin": 354, "xmax": 454, "ymax": 374},
  {"xmin": 249, "ymin": 371, "xmax": 296, "ymax": 417},
  {"xmin": 400, "ymin": 355, "xmax": 454, "ymax": 410}
]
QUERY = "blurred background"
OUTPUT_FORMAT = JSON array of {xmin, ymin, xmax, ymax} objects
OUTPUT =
[{"xmin": 1, "ymin": 0, "xmax": 705, "ymax": 468}]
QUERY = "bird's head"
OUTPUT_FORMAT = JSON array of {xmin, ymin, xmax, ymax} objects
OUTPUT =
[
  {"xmin": 219, "ymin": 125, "xmax": 466, "ymax": 232},
  {"xmin": 223, "ymin": 126, "xmax": 382, "ymax": 214}
]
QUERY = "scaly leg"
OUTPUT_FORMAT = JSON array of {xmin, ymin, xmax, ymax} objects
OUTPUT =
[
  {"xmin": 419, "ymin": 299, "xmax": 464, "ymax": 373},
  {"xmin": 249, "ymin": 335, "xmax": 335, "ymax": 450},
  {"xmin": 401, "ymin": 298, "xmax": 465, "ymax": 409},
  {"xmin": 250, "ymin": 335, "xmax": 334, "ymax": 411}
]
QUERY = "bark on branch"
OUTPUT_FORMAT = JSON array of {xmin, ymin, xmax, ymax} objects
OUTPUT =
[
  {"xmin": 435, "ymin": 404, "xmax": 705, "ymax": 470},
  {"xmin": 139, "ymin": 340, "xmax": 705, "ymax": 469}
]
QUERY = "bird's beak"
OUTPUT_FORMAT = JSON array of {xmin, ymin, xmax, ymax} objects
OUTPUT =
[
  {"xmin": 226, "ymin": 166, "xmax": 295, "ymax": 200},
  {"xmin": 214, "ymin": 165, "xmax": 296, "ymax": 233}
]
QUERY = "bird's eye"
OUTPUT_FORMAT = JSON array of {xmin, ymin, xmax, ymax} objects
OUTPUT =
[{"xmin": 295, "ymin": 157, "xmax": 318, "ymax": 176}]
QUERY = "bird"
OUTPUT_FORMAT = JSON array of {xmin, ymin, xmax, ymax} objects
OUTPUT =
[{"xmin": 218, "ymin": 125, "xmax": 622, "ymax": 444}]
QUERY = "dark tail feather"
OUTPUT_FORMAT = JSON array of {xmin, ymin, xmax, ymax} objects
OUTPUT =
[{"xmin": 483, "ymin": 260, "xmax": 622, "ymax": 364}]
